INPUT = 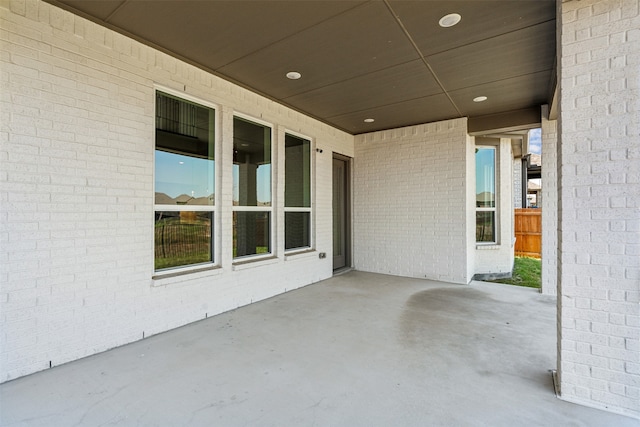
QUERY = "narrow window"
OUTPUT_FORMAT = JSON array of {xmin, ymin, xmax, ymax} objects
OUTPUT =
[
  {"xmin": 476, "ymin": 147, "xmax": 496, "ymax": 243},
  {"xmin": 233, "ymin": 117, "xmax": 272, "ymax": 258},
  {"xmin": 285, "ymin": 134, "xmax": 312, "ymax": 251},
  {"xmin": 154, "ymin": 92, "xmax": 215, "ymax": 270}
]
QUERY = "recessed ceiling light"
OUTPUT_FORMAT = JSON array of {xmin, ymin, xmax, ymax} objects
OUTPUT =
[
  {"xmin": 286, "ymin": 71, "xmax": 302, "ymax": 80},
  {"xmin": 364, "ymin": 118, "xmax": 375, "ymax": 123},
  {"xmin": 473, "ymin": 96, "xmax": 488, "ymax": 102},
  {"xmin": 439, "ymin": 13, "xmax": 461, "ymax": 28}
]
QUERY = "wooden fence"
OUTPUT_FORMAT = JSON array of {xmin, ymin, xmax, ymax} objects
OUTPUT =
[{"xmin": 514, "ymin": 208, "xmax": 541, "ymax": 258}]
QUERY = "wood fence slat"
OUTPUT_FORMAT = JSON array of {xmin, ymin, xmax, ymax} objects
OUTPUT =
[{"xmin": 514, "ymin": 208, "xmax": 542, "ymax": 258}]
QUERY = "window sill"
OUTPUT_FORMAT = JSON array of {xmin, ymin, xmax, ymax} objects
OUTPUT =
[
  {"xmin": 152, "ymin": 264, "xmax": 223, "ymax": 286},
  {"xmin": 285, "ymin": 249, "xmax": 316, "ymax": 261},
  {"xmin": 232, "ymin": 255, "xmax": 280, "ymax": 271},
  {"xmin": 475, "ymin": 244, "xmax": 501, "ymax": 250}
]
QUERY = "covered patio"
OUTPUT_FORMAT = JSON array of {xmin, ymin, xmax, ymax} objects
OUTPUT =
[
  {"xmin": 2, "ymin": 0, "xmax": 638, "ymax": 418},
  {"xmin": 1, "ymin": 272, "xmax": 634, "ymax": 426}
]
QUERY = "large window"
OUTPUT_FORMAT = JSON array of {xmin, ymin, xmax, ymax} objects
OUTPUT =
[
  {"xmin": 154, "ymin": 91, "xmax": 216, "ymax": 270},
  {"xmin": 476, "ymin": 147, "xmax": 496, "ymax": 243},
  {"xmin": 233, "ymin": 117, "xmax": 272, "ymax": 258},
  {"xmin": 285, "ymin": 133, "xmax": 312, "ymax": 251}
]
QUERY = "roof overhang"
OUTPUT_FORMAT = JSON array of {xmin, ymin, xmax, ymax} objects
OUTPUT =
[{"xmin": 45, "ymin": 0, "xmax": 558, "ymax": 135}]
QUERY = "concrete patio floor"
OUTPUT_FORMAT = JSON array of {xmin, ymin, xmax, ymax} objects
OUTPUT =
[{"xmin": 1, "ymin": 271, "xmax": 636, "ymax": 426}]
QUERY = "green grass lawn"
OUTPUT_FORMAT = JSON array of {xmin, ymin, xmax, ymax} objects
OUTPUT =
[{"xmin": 490, "ymin": 256, "xmax": 541, "ymax": 289}]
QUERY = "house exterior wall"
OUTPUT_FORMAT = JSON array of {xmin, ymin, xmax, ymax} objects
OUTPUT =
[
  {"xmin": 465, "ymin": 133, "xmax": 477, "ymax": 284},
  {"xmin": 0, "ymin": 1, "xmax": 353, "ymax": 382},
  {"xmin": 352, "ymin": 120, "xmax": 474, "ymax": 284},
  {"xmin": 474, "ymin": 138, "xmax": 515, "ymax": 278},
  {"xmin": 513, "ymin": 158, "xmax": 523, "ymax": 209},
  {"xmin": 541, "ymin": 105, "xmax": 558, "ymax": 296},
  {"xmin": 558, "ymin": 0, "xmax": 640, "ymax": 418}
]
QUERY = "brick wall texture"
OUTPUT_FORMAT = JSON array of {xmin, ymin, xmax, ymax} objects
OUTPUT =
[
  {"xmin": 0, "ymin": 0, "xmax": 353, "ymax": 382},
  {"xmin": 513, "ymin": 158, "xmax": 523, "ymax": 209},
  {"xmin": 353, "ymin": 120, "xmax": 474, "ymax": 284},
  {"xmin": 559, "ymin": 0, "xmax": 640, "ymax": 418}
]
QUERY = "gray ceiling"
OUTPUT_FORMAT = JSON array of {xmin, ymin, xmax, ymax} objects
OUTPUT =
[{"xmin": 46, "ymin": 0, "xmax": 557, "ymax": 135}]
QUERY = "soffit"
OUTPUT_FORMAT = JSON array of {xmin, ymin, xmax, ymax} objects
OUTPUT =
[{"xmin": 46, "ymin": 0, "xmax": 557, "ymax": 135}]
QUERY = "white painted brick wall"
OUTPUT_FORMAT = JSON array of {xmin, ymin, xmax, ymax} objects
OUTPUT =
[
  {"xmin": 559, "ymin": 0, "xmax": 640, "ymax": 418},
  {"xmin": 541, "ymin": 105, "xmax": 558, "ymax": 296},
  {"xmin": 513, "ymin": 158, "xmax": 523, "ymax": 209},
  {"xmin": 0, "ymin": 0, "xmax": 353, "ymax": 382},
  {"xmin": 352, "ymin": 119, "xmax": 473, "ymax": 284},
  {"xmin": 474, "ymin": 138, "xmax": 515, "ymax": 277}
]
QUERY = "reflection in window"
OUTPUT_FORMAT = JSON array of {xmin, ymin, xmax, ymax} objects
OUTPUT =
[
  {"xmin": 233, "ymin": 117, "xmax": 271, "ymax": 207},
  {"xmin": 155, "ymin": 93, "xmax": 215, "ymax": 205},
  {"xmin": 155, "ymin": 211, "xmax": 212, "ymax": 269},
  {"xmin": 234, "ymin": 211, "xmax": 270, "ymax": 257},
  {"xmin": 154, "ymin": 92, "xmax": 215, "ymax": 270},
  {"xmin": 285, "ymin": 212, "xmax": 310, "ymax": 250},
  {"xmin": 476, "ymin": 147, "xmax": 496, "ymax": 243},
  {"xmin": 285, "ymin": 134, "xmax": 312, "ymax": 250},
  {"xmin": 233, "ymin": 117, "xmax": 272, "ymax": 259},
  {"xmin": 476, "ymin": 211, "xmax": 495, "ymax": 243}
]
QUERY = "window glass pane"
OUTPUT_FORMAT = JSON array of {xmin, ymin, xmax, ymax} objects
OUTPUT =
[
  {"xmin": 155, "ymin": 211, "xmax": 213, "ymax": 269},
  {"xmin": 285, "ymin": 212, "xmax": 310, "ymax": 250},
  {"xmin": 476, "ymin": 148, "xmax": 495, "ymax": 208},
  {"xmin": 233, "ymin": 211, "xmax": 270, "ymax": 258},
  {"xmin": 233, "ymin": 117, "xmax": 271, "ymax": 207},
  {"xmin": 285, "ymin": 134, "xmax": 311, "ymax": 207},
  {"xmin": 333, "ymin": 159, "xmax": 345, "ymax": 257},
  {"xmin": 476, "ymin": 211, "xmax": 495, "ymax": 243},
  {"xmin": 155, "ymin": 92, "xmax": 215, "ymax": 205}
]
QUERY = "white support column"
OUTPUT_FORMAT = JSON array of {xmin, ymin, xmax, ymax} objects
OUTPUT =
[
  {"xmin": 541, "ymin": 105, "xmax": 558, "ymax": 296},
  {"xmin": 558, "ymin": 0, "xmax": 640, "ymax": 419}
]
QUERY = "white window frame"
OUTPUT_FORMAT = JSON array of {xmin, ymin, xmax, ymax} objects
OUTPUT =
[
  {"xmin": 232, "ymin": 113, "xmax": 275, "ymax": 261},
  {"xmin": 476, "ymin": 145, "xmax": 498, "ymax": 245},
  {"xmin": 153, "ymin": 86, "xmax": 220, "ymax": 273},
  {"xmin": 284, "ymin": 130, "xmax": 314, "ymax": 253}
]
